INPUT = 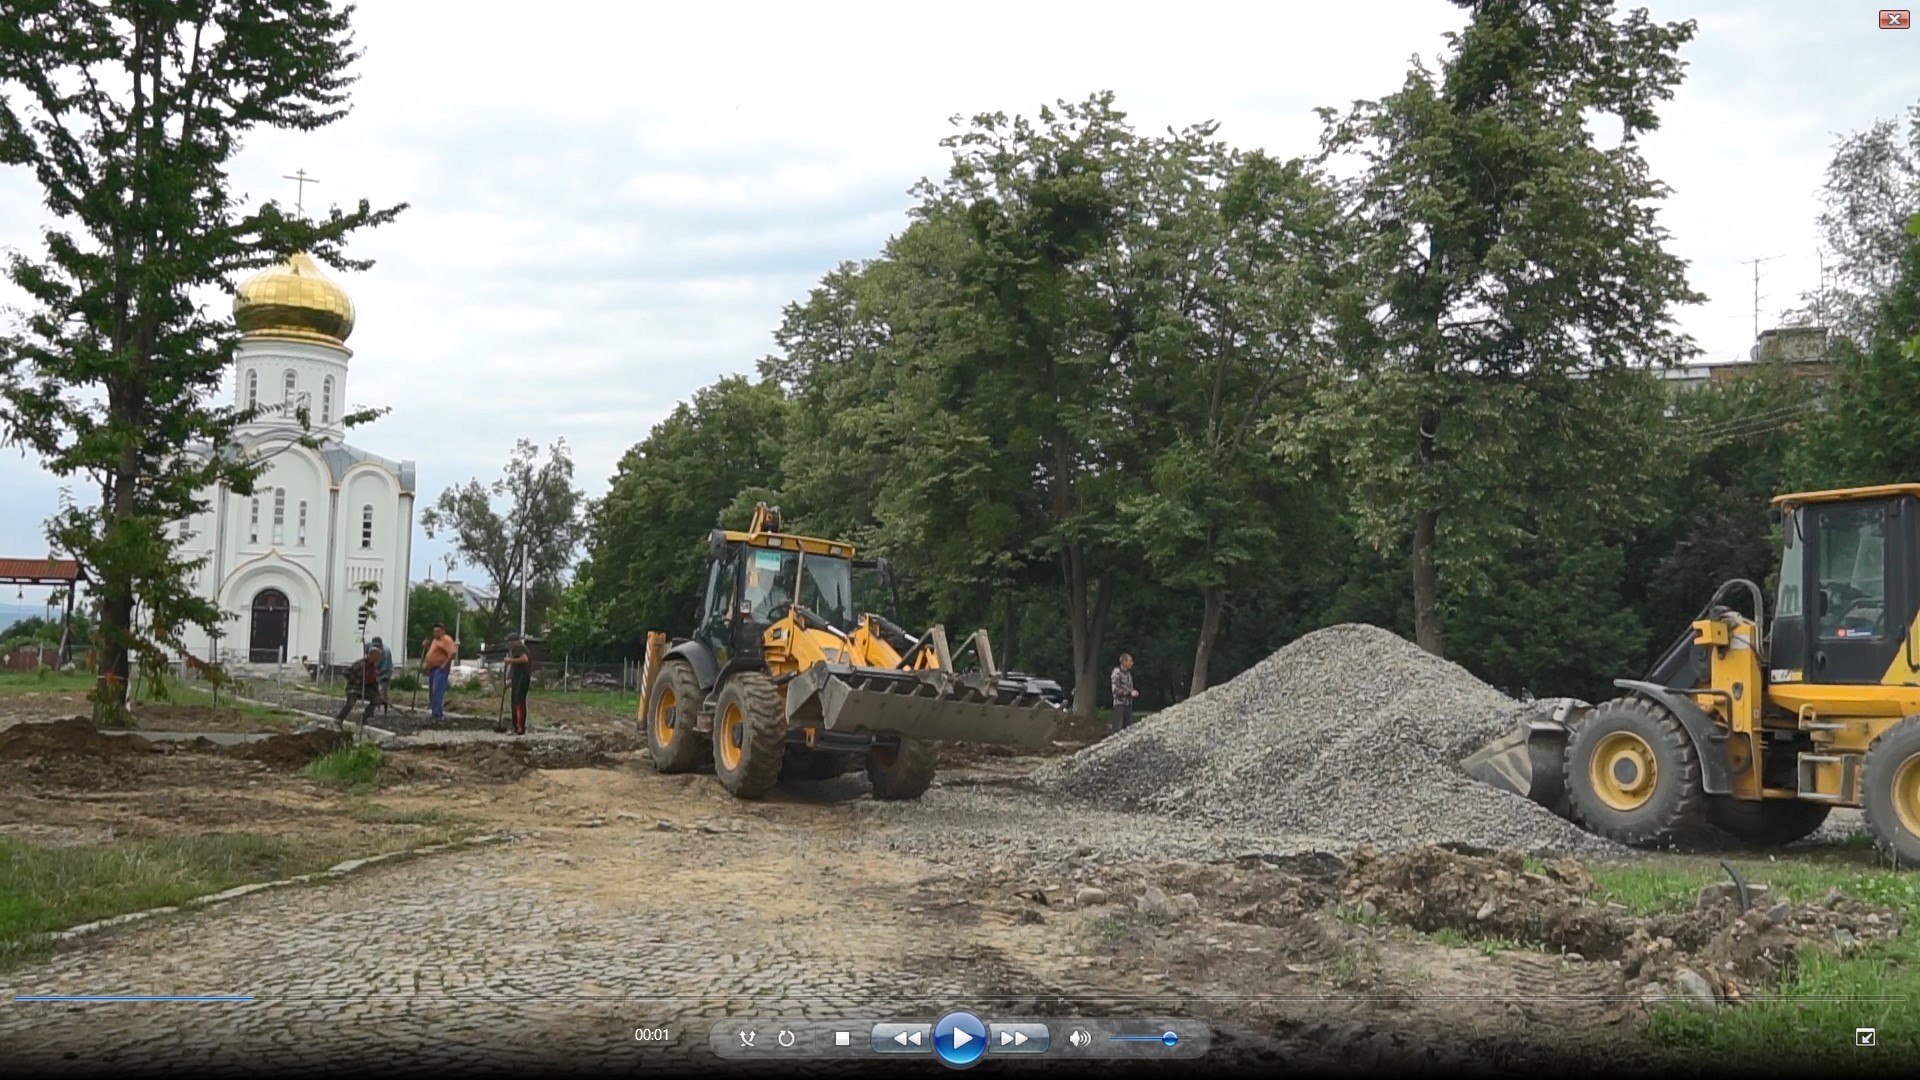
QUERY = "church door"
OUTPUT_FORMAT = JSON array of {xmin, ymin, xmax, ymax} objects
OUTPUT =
[{"xmin": 249, "ymin": 588, "xmax": 290, "ymax": 663}]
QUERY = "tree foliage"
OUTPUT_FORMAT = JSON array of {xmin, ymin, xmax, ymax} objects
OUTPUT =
[
  {"xmin": 1300, "ymin": 0, "xmax": 1701, "ymax": 657},
  {"xmin": 420, "ymin": 438, "xmax": 586, "ymax": 634},
  {"xmin": 0, "ymin": 0, "xmax": 404, "ymax": 722}
]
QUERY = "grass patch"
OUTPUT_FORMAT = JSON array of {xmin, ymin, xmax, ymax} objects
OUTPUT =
[
  {"xmin": 391, "ymin": 672, "xmax": 420, "ymax": 693},
  {"xmin": 1428, "ymin": 926, "xmax": 1527, "ymax": 956},
  {"xmin": 1598, "ymin": 854, "xmax": 1920, "ymax": 1067},
  {"xmin": 343, "ymin": 801, "xmax": 461, "ymax": 826},
  {"xmin": 0, "ymin": 834, "xmax": 335, "ymax": 969},
  {"xmin": 0, "ymin": 668, "xmax": 95, "ymax": 695},
  {"xmin": 301, "ymin": 741, "xmax": 385, "ymax": 790}
]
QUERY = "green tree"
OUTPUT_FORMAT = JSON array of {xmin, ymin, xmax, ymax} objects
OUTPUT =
[
  {"xmin": 0, "ymin": 1, "xmax": 403, "ymax": 723},
  {"xmin": 1792, "ymin": 216, "xmax": 1920, "ymax": 487},
  {"xmin": 1790, "ymin": 105, "xmax": 1920, "ymax": 342},
  {"xmin": 406, "ymin": 582, "xmax": 484, "ymax": 661},
  {"xmin": 581, "ymin": 377, "xmax": 788, "ymax": 646},
  {"xmin": 1304, "ymin": 0, "xmax": 1701, "ymax": 657},
  {"xmin": 421, "ymin": 439, "xmax": 586, "ymax": 636},
  {"xmin": 1120, "ymin": 146, "xmax": 1346, "ymax": 694}
]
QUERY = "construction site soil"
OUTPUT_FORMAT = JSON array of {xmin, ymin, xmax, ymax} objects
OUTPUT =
[{"xmin": 0, "ymin": 625, "xmax": 1911, "ymax": 1074}]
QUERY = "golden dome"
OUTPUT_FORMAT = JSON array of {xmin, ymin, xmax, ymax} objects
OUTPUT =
[{"xmin": 233, "ymin": 252, "xmax": 354, "ymax": 346}]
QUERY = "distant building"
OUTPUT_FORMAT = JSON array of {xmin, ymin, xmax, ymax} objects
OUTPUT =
[{"xmin": 1661, "ymin": 325, "xmax": 1834, "ymax": 392}]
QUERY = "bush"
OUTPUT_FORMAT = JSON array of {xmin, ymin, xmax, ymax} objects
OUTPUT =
[
  {"xmin": 391, "ymin": 672, "xmax": 420, "ymax": 693},
  {"xmin": 301, "ymin": 741, "xmax": 384, "ymax": 790}
]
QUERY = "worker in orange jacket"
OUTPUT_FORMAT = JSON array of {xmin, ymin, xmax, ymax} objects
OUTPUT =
[{"xmin": 420, "ymin": 623, "xmax": 458, "ymax": 720}]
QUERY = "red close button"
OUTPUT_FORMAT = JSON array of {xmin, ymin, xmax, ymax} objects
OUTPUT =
[{"xmin": 1882, "ymin": 9, "xmax": 1912, "ymax": 29}]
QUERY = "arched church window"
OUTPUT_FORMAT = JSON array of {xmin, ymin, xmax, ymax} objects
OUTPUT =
[
  {"xmin": 245, "ymin": 370, "xmax": 258, "ymax": 409},
  {"xmin": 297, "ymin": 500, "xmax": 308, "ymax": 547},
  {"xmin": 361, "ymin": 505, "xmax": 374, "ymax": 549},
  {"xmin": 283, "ymin": 369, "xmax": 297, "ymax": 406},
  {"xmin": 321, "ymin": 376, "xmax": 334, "ymax": 424},
  {"xmin": 248, "ymin": 497, "xmax": 260, "ymax": 544},
  {"xmin": 272, "ymin": 488, "xmax": 286, "ymax": 545}
]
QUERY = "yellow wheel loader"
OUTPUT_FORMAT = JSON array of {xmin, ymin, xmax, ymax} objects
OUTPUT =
[
  {"xmin": 636, "ymin": 504, "xmax": 1060, "ymax": 800},
  {"xmin": 1466, "ymin": 484, "xmax": 1920, "ymax": 865}
]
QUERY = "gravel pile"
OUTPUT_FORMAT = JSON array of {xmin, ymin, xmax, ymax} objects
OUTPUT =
[{"xmin": 1037, "ymin": 623, "xmax": 1620, "ymax": 855}]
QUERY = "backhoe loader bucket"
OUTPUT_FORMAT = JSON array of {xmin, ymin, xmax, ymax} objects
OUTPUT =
[
  {"xmin": 784, "ymin": 663, "xmax": 1060, "ymax": 749},
  {"xmin": 1460, "ymin": 700, "xmax": 1583, "ymax": 818}
]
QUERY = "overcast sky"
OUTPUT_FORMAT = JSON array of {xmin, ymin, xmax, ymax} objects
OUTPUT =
[{"xmin": 1, "ymin": 0, "xmax": 1916, "ymax": 611}]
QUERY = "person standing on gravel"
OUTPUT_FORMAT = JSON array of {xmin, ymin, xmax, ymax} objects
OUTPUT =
[
  {"xmin": 504, "ymin": 633, "xmax": 533, "ymax": 736},
  {"xmin": 1110, "ymin": 653, "xmax": 1140, "ymax": 732},
  {"xmin": 421, "ymin": 623, "xmax": 457, "ymax": 720}
]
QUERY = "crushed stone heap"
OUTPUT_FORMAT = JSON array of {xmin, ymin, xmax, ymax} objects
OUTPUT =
[{"xmin": 1037, "ymin": 623, "xmax": 1618, "ymax": 855}]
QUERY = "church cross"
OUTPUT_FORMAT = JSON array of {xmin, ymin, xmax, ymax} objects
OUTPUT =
[{"xmin": 282, "ymin": 168, "xmax": 319, "ymax": 215}]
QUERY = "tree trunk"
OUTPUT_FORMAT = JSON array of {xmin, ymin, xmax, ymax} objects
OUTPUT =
[
  {"xmin": 92, "ymin": 449, "xmax": 141, "ymax": 726},
  {"xmin": 1411, "ymin": 405, "xmax": 1445, "ymax": 657},
  {"xmin": 1002, "ymin": 585, "xmax": 1018, "ymax": 672},
  {"xmin": 1065, "ymin": 557, "xmax": 1115, "ymax": 721},
  {"xmin": 1189, "ymin": 584, "xmax": 1225, "ymax": 697}
]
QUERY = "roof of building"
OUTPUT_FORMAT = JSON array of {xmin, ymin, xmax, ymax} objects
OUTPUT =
[
  {"xmin": 233, "ymin": 252, "xmax": 355, "ymax": 348},
  {"xmin": 181, "ymin": 438, "xmax": 416, "ymax": 494},
  {"xmin": 0, "ymin": 558, "xmax": 84, "ymax": 583}
]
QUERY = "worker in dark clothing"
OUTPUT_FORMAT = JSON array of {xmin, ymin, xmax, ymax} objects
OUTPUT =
[
  {"xmin": 504, "ymin": 632, "xmax": 532, "ymax": 736},
  {"xmin": 370, "ymin": 636, "xmax": 394, "ymax": 714},
  {"xmin": 337, "ymin": 642, "xmax": 383, "ymax": 726}
]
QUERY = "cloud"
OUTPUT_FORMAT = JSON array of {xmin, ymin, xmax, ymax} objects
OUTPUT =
[{"xmin": 1, "ymin": 0, "xmax": 1915, "ymax": 595}]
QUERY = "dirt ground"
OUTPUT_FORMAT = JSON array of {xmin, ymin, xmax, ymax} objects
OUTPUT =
[{"xmin": 0, "ymin": 694, "xmax": 1910, "ymax": 1074}]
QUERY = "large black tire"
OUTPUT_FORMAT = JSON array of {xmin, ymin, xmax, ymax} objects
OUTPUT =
[
  {"xmin": 1564, "ymin": 696, "xmax": 1706, "ymax": 848},
  {"xmin": 643, "ymin": 660, "xmax": 709, "ymax": 774},
  {"xmin": 866, "ymin": 738, "xmax": 937, "ymax": 801},
  {"xmin": 1704, "ymin": 797, "xmax": 1831, "ymax": 848},
  {"xmin": 711, "ymin": 673, "xmax": 786, "ymax": 799},
  {"xmin": 781, "ymin": 749, "xmax": 852, "ymax": 782},
  {"xmin": 1862, "ymin": 715, "xmax": 1920, "ymax": 868}
]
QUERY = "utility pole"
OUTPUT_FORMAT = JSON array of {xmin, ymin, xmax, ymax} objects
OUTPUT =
[
  {"xmin": 1740, "ymin": 254, "xmax": 1784, "ymax": 342},
  {"xmin": 518, "ymin": 546, "xmax": 529, "ymax": 637}
]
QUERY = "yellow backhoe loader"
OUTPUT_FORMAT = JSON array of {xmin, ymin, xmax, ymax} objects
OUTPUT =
[
  {"xmin": 637, "ymin": 504, "xmax": 1059, "ymax": 800},
  {"xmin": 1466, "ymin": 484, "xmax": 1920, "ymax": 866}
]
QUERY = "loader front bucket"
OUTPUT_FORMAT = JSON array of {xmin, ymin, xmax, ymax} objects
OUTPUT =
[
  {"xmin": 784, "ymin": 663, "xmax": 1059, "ymax": 749},
  {"xmin": 1461, "ymin": 701, "xmax": 1581, "ymax": 818}
]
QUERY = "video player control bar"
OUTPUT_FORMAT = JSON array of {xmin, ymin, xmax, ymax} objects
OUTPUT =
[{"xmin": 708, "ymin": 1016, "xmax": 1209, "ymax": 1063}]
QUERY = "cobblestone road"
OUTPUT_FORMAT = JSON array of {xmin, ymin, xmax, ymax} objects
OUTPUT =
[{"xmin": 0, "ymin": 765, "xmax": 1150, "ymax": 1076}]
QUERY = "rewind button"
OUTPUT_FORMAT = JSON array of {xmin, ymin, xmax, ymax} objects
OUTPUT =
[
  {"xmin": 872, "ymin": 1022, "xmax": 932, "ymax": 1053},
  {"xmin": 987, "ymin": 1022, "xmax": 1050, "ymax": 1054}
]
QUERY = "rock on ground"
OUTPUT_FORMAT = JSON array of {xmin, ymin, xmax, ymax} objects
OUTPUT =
[{"xmin": 1036, "ymin": 623, "xmax": 1619, "ymax": 855}]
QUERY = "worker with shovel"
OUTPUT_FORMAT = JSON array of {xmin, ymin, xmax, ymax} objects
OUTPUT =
[
  {"xmin": 336, "ymin": 641, "xmax": 384, "ymax": 729},
  {"xmin": 503, "ymin": 632, "xmax": 533, "ymax": 736}
]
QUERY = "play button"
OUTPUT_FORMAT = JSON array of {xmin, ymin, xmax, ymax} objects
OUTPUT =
[{"xmin": 933, "ymin": 1010, "xmax": 987, "ymax": 1068}]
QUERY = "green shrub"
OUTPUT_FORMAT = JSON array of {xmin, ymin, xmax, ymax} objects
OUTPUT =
[
  {"xmin": 391, "ymin": 672, "xmax": 420, "ymax": 693},
  {"xmin": 301, "ymin": 741, "xmax": 384, "ymax": 790}
]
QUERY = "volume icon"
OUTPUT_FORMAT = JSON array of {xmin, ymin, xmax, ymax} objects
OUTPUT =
[{"xmin": 1068, "ymin": 1028, "xmax": 1093, "ymax": 1048}]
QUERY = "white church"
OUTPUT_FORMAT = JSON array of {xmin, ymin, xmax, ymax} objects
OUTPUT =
[{"xmin": 172, "ymin": 252, "xmax": 417, "ymax": 669}]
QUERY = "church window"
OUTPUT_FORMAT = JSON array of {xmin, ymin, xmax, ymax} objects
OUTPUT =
[
  {"xmin": 248, "ymin": 497, "xmax": 260, "ymax": 544},
  {"xmin": 297, "ymin": 501, "xmax": 308, "ymax": 547},
  {"xmin": 272, "ymin": 488, "xmax": 286, "ymax": 545},
  {"xmin": 321, "ymin": 376, "xmax": 334, "ymax": 424},
  {"xmin": 361, "ymin": 505, "xmax": 374, "ymax": 549},
  {"xmin": 245, "ymin": 370, "xmax": 258, "ymax": 409},
  {"xmin": 283, "ymin": 369, "xmax": 297, "ymax": 406}
]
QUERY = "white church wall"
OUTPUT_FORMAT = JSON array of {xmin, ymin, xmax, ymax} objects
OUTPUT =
[
  {"xmin": 218, "ymin": 556, "xmax": 324, "ymax": 666},
  {"xmin": 334, "ymin": 465, "xmax": 401, "ymax": 656}
]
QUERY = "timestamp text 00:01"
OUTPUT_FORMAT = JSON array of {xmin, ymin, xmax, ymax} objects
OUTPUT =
[{"xmin": 633, "ymin": 1028, "xmax": 673, "ymax": 1043}]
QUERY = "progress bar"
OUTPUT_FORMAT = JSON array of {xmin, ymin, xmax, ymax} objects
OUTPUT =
[{"xmin": 15, "ymin": 996, "xmax": 254, "ymax": 1003}]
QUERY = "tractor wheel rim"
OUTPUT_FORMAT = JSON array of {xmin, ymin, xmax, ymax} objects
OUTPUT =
[
  {"xmin": 652, "ymin": 688, "xmax": 675, "ymax": 747},
  {"xmin": 718, "ymin": 702, "xmax": 743, "ymax": 771},
  {"xmin": 1591, "ymin": 731, "xmax": 1658, "ymax": 812},
  {"xmin": 1895, "ymin": 754, "xmax": 1920, "ymax": 839}
]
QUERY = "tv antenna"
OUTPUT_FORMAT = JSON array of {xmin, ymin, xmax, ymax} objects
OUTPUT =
[{"xmin": 1740, "ymin": 254, "xmax": 1784, "ymax": 341}]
